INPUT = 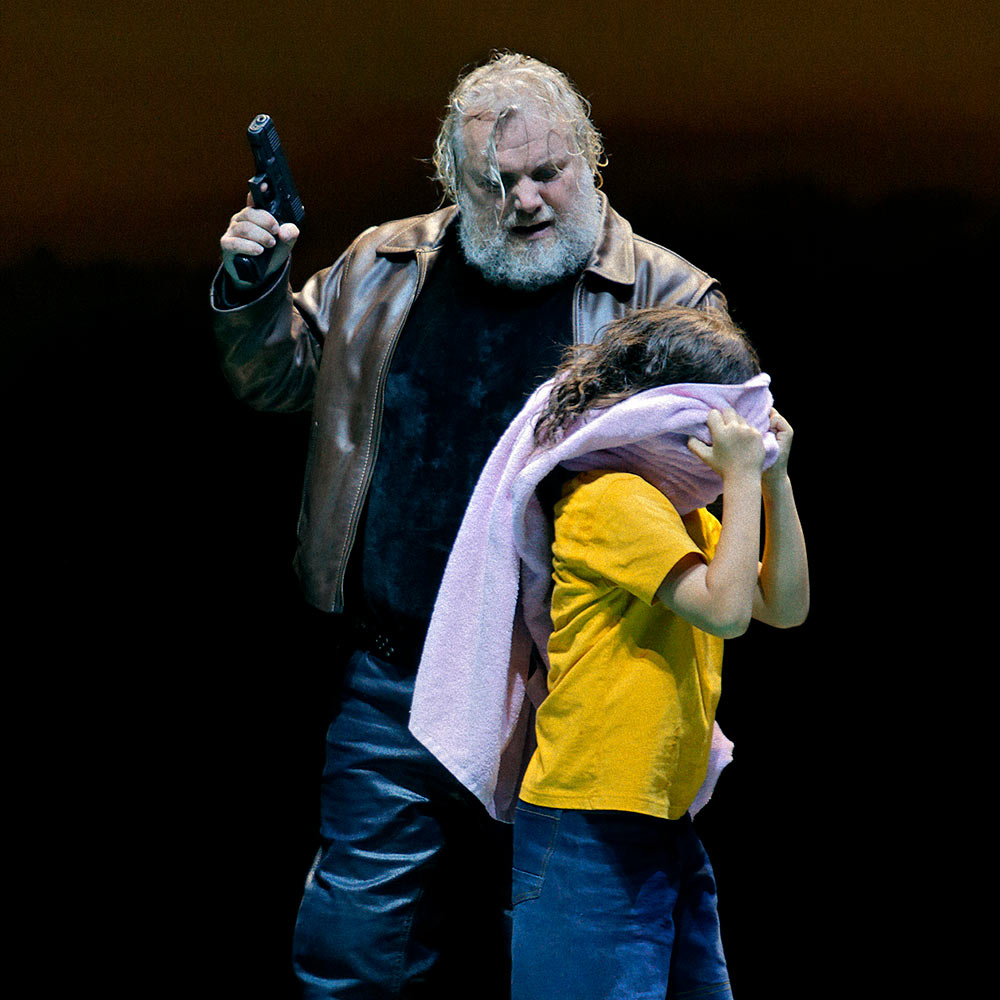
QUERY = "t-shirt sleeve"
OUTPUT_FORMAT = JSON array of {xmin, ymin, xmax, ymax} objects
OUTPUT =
[
  {"xmin": 684, "ymin": 506, "xmax": 722, "ymax": 561},
  {"xmin": 552, "ymin": 472, "xmax": 706, "ymax": 607}
]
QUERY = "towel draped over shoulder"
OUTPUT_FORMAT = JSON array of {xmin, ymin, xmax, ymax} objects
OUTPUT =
[{"xmin": 409, "ymin": 373, "xmax": 778, "ymax": 822}]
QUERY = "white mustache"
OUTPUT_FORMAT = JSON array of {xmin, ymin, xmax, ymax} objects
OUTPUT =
[{"xmin": 504, "ymin": 211, "xmax": 556, "ymax": 231}]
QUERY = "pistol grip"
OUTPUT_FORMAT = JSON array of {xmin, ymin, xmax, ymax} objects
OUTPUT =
[
  {"xmin": 233, "ymin": 247, "xmax": 272, "ymax": 284},
  {"xmin": 234, "ymin": 173, "xmax": 276, "ymax": 283}
]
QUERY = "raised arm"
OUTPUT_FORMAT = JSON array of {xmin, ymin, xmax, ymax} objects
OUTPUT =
[
  {"xmin": 211, "ymin": 194, "xmax": 325, "ymax": 414},
  {"xmin": 656, "ymin": 408, "xmax": 765, "ymax": 639},
  {"xmin": 751, "ymin": 409, "xmax": 810, "ymax": 628}
]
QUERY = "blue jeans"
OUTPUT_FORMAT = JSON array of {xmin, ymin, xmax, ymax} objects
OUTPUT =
[
  {"xmin": 511, "ymin": 803, "xmax": 732, "ymax": 1000},
  {"xmin": 292, "ymin": 649, "xmax": 512, "ymax": 999}
]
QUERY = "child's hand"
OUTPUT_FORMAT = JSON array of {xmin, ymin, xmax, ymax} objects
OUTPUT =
[
  {"xmin": 687, "ymin": 408, "xmax": 765, "ymax": 481},
  {"xmin": 762, "ymin": 408, "xmax": 793, "ymax": 484}
]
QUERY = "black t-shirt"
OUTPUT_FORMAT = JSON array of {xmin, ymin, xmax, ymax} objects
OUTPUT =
[{"xmin": 348, "ymin": 229, "xmax": 577, "ymax": 651}]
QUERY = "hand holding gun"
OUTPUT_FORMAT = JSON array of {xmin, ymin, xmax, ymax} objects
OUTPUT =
[{"xmin": 220, "ymin": 114, "xmax": 305, "ymax": 288}]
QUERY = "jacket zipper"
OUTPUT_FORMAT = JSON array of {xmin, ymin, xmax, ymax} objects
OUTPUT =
[{"xmin": 572, "ymin": 273, "xmax": 584, "ymax": 345}]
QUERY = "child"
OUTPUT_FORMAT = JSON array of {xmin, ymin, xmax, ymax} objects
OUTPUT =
[{"xmin": 510, "ymin": 307, "xmax": 809, "ymax": 1000}]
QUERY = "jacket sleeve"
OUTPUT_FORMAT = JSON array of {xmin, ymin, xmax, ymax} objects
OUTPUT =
[{"xmin": 210, "ymin": 236, "xmax": 361, "ymax": 413}]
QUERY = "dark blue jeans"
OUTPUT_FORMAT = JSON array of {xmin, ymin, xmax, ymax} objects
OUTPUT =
[
  {"xmin": 292, "ymin": 649, "xmax": 512, "ymax": 999},
  {"xmin": 511, "ymin": 803, "xmax": 732, "ymax": 1000}
]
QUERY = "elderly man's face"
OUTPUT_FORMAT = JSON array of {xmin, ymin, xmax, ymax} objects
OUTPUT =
[{"xmin": 455, "ymin": 104, "xmax": 601, "ymax": 291}]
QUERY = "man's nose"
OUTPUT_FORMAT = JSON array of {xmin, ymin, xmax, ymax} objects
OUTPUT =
[{"xmin": 510, "ymin": 177, "xmax": 543, "ymax": 215}]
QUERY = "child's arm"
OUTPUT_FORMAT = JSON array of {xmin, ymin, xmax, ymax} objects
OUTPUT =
[
  {"xmin": 751, "ymin": 409, "xmax": 810, "ymax": 628},
  {"xmin": 656, "ymin": 408, "xmax": 764, "ymax": 639}
]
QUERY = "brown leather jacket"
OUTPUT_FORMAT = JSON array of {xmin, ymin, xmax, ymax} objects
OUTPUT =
[{"xmin": 212, "ymin": 195, "xmax": 728, "ymax": 612}]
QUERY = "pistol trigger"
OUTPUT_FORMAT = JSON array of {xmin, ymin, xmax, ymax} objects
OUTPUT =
[{"xmin": 248, "ymin": 174, "xmax": 269, "ymax": 209}]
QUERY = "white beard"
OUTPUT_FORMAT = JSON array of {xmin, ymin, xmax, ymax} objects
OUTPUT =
[{"xmin": 456, "ymin": 183, "xmax": 602, "ymax": 292}]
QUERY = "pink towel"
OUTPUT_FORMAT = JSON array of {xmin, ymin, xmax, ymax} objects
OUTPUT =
[{"xmin": 409, "ymin": 373, "xmax": 778, "ymax": 821}]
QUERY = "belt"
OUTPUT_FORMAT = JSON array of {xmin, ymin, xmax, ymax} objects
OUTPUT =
[{"xmin": 350, "ymin": 616, "xmax": 426, "ymax": 669}]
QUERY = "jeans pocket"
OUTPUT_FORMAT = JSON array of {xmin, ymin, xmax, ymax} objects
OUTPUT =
[{"xmin": 512, "ymin": 804, "xmax": 561, "ymax": 904}]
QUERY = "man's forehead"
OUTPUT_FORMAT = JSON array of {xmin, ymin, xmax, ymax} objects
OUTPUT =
[{"xmin": 461, "ymin": 105, "xmax": 573, "ymax": 168}]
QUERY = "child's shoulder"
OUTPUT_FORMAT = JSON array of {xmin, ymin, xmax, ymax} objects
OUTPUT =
[
  {"xmin": 557, "ymin": 471, "xmax": 720, "ymax": 546},
  {"xmin": 553, "ymin": 470, "xmax": 710, "ymax": 573},
  {"xmin": 555, "ymin": 471, "xmax": 687, "ymax": 532},
  {"xmin": 559, "ymin": 469, "xmax": 667, "ymax": 508}
]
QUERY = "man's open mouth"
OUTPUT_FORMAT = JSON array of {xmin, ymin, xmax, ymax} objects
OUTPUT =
[{"xmin": 510, "ymin": 220, "xmax": 554, "ymax": 238}]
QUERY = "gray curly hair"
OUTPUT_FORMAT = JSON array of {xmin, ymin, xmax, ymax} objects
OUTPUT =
[{"xmin": 432, "ymin": 52, "xmax": 605, "ymax": 204}]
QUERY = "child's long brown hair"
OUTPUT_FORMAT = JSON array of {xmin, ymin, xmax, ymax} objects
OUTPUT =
[{"xmin": 534, "ymin": 306, "xmax": 761, "ymax": 446}]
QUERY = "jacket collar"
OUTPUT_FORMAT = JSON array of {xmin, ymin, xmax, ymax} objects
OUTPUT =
[
  {"xmin": 376, "ymin": 206, "xmax": 457, "ymax": 254},
  {"xmin": 585, "ymin": 192, "xmax": 635, "ymax": 286},
  {"xmin": 375, "ymin": 192, "xmax": 635, "ymax": 287}
]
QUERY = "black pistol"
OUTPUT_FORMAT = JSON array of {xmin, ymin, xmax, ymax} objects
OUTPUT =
[{"xmin": 233, "ymin": 114, "xmax": 306, "ymax": 284}]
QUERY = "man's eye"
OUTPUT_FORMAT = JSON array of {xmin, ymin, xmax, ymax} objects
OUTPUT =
[{"xmin": 479, "ymin": 177, "xmax": 501, "ymax": 192}]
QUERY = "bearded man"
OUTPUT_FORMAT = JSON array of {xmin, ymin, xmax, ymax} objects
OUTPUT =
[{"xmin": 212, "ymin": 52, "xmax": 729, "ymax": 1000}]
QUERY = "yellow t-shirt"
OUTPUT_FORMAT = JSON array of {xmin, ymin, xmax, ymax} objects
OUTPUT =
[{"xmin": 519, "ymin": 470, "xmax": 724, "ymax": 820}]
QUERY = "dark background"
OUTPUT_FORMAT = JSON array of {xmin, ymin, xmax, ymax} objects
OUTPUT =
[{"xmin": 4, "ymin": 2, "xmax": 995, "ymax": 996}]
